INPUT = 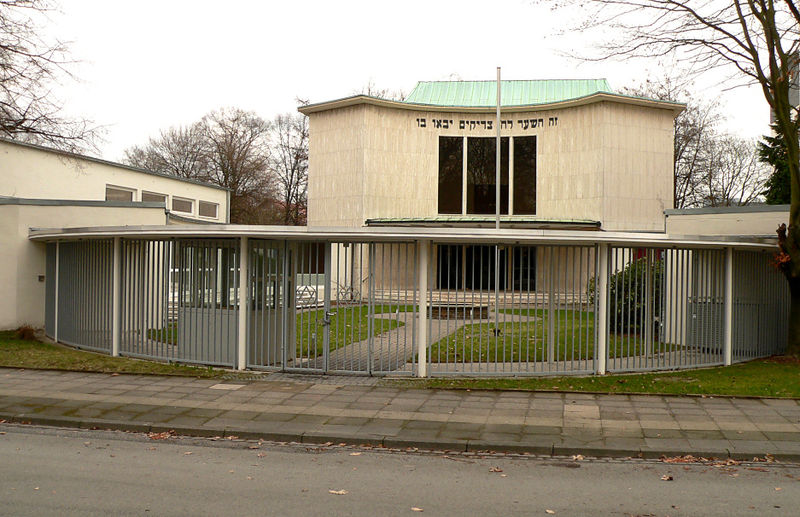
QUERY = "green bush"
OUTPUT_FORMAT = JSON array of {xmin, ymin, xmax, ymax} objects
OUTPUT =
[{"xmin": 589, "ymin": 256, "xmax": 663, "ymax": 335}]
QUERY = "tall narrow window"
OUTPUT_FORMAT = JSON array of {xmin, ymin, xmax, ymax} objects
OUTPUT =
[
  {"xmin": 513, "ymin": 136, "xmax": 537, "ymax": 215},
  {"xmin": 438, "ymin": 137, "xmax": 463, "ymax": 214},
  {"xmin": 467, "ymin": 137, "xmax": 509, "ymax": 214}
]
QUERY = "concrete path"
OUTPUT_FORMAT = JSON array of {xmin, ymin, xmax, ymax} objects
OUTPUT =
[
  {"xmin": 309, "ymin": 310, "xmax": 539, "ymax": 373},
  {"xmin": 1, "ymin": 367, "xmax": 799, "ymax": 461}
]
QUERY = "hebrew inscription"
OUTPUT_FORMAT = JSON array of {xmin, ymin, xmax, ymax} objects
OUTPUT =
[{"xmin": 415, "ymin": 117, "xmax": 558, "ymax": 130}]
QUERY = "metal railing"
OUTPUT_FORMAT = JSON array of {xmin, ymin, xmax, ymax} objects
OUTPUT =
[{"xmin": 40, "ymin": 228, "xmax": 791, "ymax": 377}]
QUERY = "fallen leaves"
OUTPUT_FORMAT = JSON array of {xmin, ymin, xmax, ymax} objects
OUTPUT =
[
  {"xmin": 489, "ymin": 466, "xmax": 503, "ymax": 473},
  {"xmin": 329, "ymin": 489, "xmax": 348, "ymax": 495},
  {"xmin": 148, "ymin": 430, "xmax": 176, "ymax": 441},
  {"xmin": 660, "ymin": 475, "xmax": 674, "ymax": 481}
]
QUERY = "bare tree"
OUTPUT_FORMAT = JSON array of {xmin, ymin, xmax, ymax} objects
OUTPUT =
[
  {"xmin": 268, "ymin": 113, "xmax": 308, "ymax": 225},
  {"xmin": 701, "ymin": 135, "xmax": 770, "ymax": 206},
  {"xmin": 539, "ymin": 0, "xmax": 800, "ymax": 354},
  {"xmin": 124, "ymin": 108, "xmax": 274, "ymax": 224},
  {"xmin": 355, "ymin": 79, "xmax": 406, "ymax": 101},
  {"xmin": 198, "ymin": 108, "xmax": 273, "ymax": 224},
  {"xmin": 0, "ymin": 0, "xmax": 98, "ymax": 151},
  {"xmin": 124, "ymin": 125, "xmax": 208, "ymax": 180}
]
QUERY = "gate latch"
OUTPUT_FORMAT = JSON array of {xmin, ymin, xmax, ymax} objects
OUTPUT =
[{"xmin": 320, "ymin": 311, "xmax": 336, "ymax": 326}]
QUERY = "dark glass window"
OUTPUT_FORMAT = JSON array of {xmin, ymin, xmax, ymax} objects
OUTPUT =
[
  {"xmin": 513, "ymin": 136, "xmax": 537, "ymax": 215},
  {"xmin": 438, "ymin": 137, "xmax": 463, "ymax": 214},
  {"xmin": 436, "ymin": 245, "xmax": 462, "ymax": 289},
  {"xmin": 464, "ymin": 245, "xmax": 507, "ymax": 290},
  {"xmin": 467, "ymin": 137, "xmax": 509, "ymax": 215}
]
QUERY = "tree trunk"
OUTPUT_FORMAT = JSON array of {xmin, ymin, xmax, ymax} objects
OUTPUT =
[{"xmin": 787, "ymin": 275, "xmax": 800, "ymax": 357}]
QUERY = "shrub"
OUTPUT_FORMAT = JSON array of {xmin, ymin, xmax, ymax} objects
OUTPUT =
[
  {"xmin": 14, "ymin": 325, "xmax": 37, "ymax": 341},
  {"xmin": 589, "ymin": 256, "xmax": 663, "ymax": 335}
]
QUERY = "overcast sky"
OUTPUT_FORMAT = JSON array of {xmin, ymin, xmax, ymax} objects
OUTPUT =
[{"xmin": 51, "ymin": 0, "xmax": 769, "ymax": 161}]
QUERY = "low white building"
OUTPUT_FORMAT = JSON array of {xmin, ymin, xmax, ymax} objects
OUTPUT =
[{"xmin": 0, "ymin": 137, "xmax": 229, "ymax": 330}]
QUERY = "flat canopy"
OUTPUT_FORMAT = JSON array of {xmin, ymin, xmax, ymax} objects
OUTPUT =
[
  {"xmin": 28, "ymin": 224, "xmax": 777, "ymax": 251},
  {"xmin": 365, "ymin": 215, "xmax": 601, "ymax": 230}
]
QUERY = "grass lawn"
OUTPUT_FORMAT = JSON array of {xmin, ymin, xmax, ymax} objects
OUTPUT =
[
  {"xmin": 428, "ymin": 309, "xmax": 660, "ymax": 363},
  {"xmin": 390, "ymin": 357, "xmax": 800, "ymax": 398},
  {"xmin": 0, "ymin": 330, "xmax": 249, "ymax": 379},
  {"xmin": 147, "ymin": 304, "xmax": 413, "ymax": 359},
  {"xmin": 296, "ymin": 304, "xmax": 412, "ymax": 357}
]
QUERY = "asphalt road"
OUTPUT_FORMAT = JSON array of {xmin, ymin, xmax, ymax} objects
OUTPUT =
[{"xmin": 1, "ymin": 424, "xmax": 798, "ymax": 516}]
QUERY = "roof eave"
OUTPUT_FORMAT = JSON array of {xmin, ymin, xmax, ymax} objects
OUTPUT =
[{"xmin": 298, "ymin": 92, "xmax": 685, "ymax": 116}]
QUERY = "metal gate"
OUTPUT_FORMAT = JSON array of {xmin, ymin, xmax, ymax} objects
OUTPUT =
[{"xmin": 284, "ymin": 241, "xmax": 416, "ymax": 375}]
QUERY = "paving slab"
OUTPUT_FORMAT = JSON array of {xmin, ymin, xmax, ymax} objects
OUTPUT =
[{"xmin": 1, "ymin": 366, "xmax": 799, "ymax": 461}]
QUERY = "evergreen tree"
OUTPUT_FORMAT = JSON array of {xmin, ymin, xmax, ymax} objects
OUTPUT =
[{"xmin": 758, "ymin": 124, "xmax": 792, "ymax": 205}]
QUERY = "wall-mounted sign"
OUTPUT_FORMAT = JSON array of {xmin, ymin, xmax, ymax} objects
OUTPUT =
[{"xmin": 415, "ymin": 117, "xmax": 558, "ymax": 130}]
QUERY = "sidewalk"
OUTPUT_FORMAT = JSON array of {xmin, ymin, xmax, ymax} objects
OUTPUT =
[{"xmin": 1, "ymin": 367, "xmax": 799, "ymax": 461}]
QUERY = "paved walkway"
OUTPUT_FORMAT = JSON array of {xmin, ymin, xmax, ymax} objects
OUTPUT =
[{"xmin": 1, "ymin": 367, "xmax": 799, "ymax": 460}]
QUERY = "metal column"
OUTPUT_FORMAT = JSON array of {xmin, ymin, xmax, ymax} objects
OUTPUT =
[
  {"xmin": 417, "ymin": 240, "xmax": 430, "ymax": 378},
  {"xmin": 112, "ymin": 237, "xmax": 121, "ymax": 357},
  {"xmin": 596, "ymin": 244, "xmax": 609, "ymax": 375},
  {"xmin": 237, "ymin": 236, "xmax": 249, "ymax": 370},
  {"xmin": 723, "ymin": 247, "xmax": 733, "ymax": 366}
]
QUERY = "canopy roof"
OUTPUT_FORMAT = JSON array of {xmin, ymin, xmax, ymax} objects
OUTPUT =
[{"xmin": 404, "ymin": 79, "xmax": 614, "ymax": 107}]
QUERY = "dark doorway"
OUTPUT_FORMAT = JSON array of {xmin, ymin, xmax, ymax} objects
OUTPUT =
[
  {"xmin": 465, "ymin": 245, "xmax": 507, "ymax": 290},
  {"xmin": 437, "ymin": 245, "xmax": 462, "ymax": 289}
]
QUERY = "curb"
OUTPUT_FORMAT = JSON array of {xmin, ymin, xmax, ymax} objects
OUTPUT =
[{"xmin": 3, "ymin": 412, "xmax": 799, "ymax": 463}]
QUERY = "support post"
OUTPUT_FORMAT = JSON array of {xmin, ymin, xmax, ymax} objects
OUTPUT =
[
  {"xmin": 111, "ymin": 237, "xmax": 121, "ymax": 357},
  {"xmin": 547, "ymin": 247, "xmax": 555, "ymax": 364},
  {"xmin": 596, "ymin": 243, "xmax": 609, "ymax": 375},
  {"xmin": 417, "ymin": 239, "xmax": 430, "ymax": 378},
  {"xmin": 723, "ymin": 246, "xmax": 733, "ymax": 366},
  {"xmin": 54, "ymin": 241, "xmax": 60, "ymax": 343},
  {"xmin": 237, "ymin": 236, "xmax": 249, "ymax": 370}
]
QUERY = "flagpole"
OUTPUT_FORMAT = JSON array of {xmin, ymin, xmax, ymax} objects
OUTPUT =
[{"xmin": 495, "ymin": 67, "xmax": 501, "ymax": 333}]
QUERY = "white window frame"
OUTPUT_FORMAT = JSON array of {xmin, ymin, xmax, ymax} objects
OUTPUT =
[
  {"xmin": 171, "ymin": 196, "xmax": 194, "ymax": 214},
  {"xmin": 105, "ymin": 185, "xmax": 136, "ymax": 202},
  {"xmin": 141, "ymin": 191, "xmax": 168, "ymax": 205},
  {"xmin": 198, "ymin": 200, "xmax": 219, "ymax": 219}
]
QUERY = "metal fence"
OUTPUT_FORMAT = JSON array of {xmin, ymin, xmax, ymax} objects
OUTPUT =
[{"xmin": 42, "ymin": 232, "xmax": 791, "ymax": 377}]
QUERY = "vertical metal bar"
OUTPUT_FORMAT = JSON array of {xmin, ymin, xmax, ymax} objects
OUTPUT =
[
  {"xmin": 323, "ymin": 242, "xmax": 332, "ymax": 372},
  {"xmin": 54, "ymin": 241, "xmax": 60, "ymax": 342},
  {"xmin": 723, "ymin": 247, "xmax": 733, "ymax": 365},
  {"xmin": 547, "ymin": 246, "xmax": 555, "ymax": 365},
  {"xmin": 596, "ymin": 243, "xmax": 609, "ymax": 375},
  {"xmin": 238, "ymin": 237, "xmax": 248, "ymax": 370},
  {"xmin": 368, "ymin": 243, "xmax": 376, "ymax": 374},
  {"xmin": 417, "ymin": 239, "xmax": 429, "ymax": 378},
  {"xmin": 112, "ymin": 237, "xmax": 121, "ymax": 357}
]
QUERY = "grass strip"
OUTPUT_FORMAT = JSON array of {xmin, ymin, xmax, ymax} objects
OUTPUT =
[
  {"xmin": 428, "ymin": 309, "xmax": 666, "ymax": 363},
  {"xmin": 388, "ymin": 357, "xmax": 800, "ymax": 398},
  {"xmin": 0, "ymin": 331, "xmax": 249, "ymax": 379}
]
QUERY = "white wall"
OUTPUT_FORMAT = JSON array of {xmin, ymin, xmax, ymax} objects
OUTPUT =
[
  {"xmin": 0, "ymin": 139, "xmax": 229, "ymax": 223},
  {"xmin": 0, "ymin": 203, "xmax": 167, "ymax": 330},
  {"xmin": 665, "ymin": 206, "xmax": 790, "ymax": 236},
  {"xmin": 306, "ymin": 99, "xmax": 676, "ymax": 231}
]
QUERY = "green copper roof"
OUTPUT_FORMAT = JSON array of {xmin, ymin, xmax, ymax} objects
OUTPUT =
[{"xmin": 404, "ymin": 79, "xmax": 614, "ymax": 107}]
